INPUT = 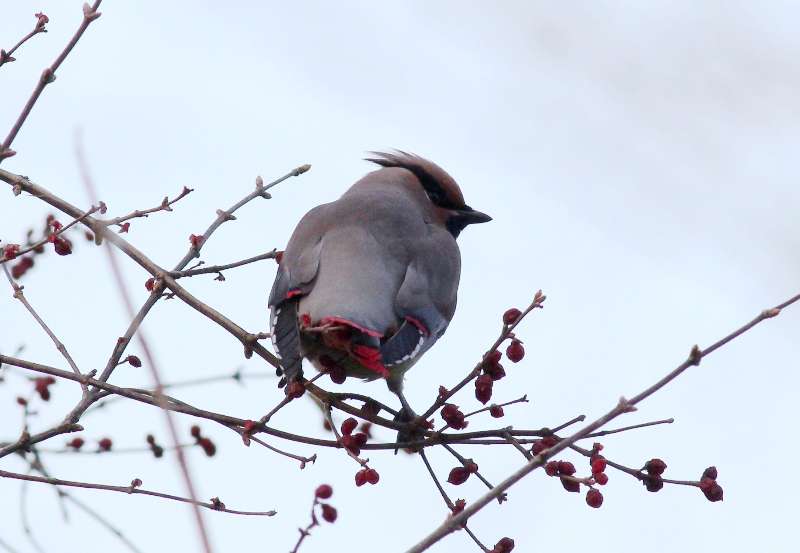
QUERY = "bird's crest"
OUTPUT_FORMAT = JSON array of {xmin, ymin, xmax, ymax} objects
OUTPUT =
[{"xmin": 365, "ymin": 150, "xmax": 465, "ymax": 209}]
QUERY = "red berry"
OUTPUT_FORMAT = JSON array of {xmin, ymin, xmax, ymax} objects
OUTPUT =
[
  {"xmin": 484, "ymin": 361, "xmax": 506, "ymax": 381},
  {"xmin": 485, "ymin": 350, "xmax": 502, "ymax": 365},
  {"xmin": 315, "ymin": 484, "xmax": 333, "ymax": 499},
  {"xmin": 285, "ymin": 380, "xmax": 305, "ymax": 399},
  {"xmin": 340, "ymin": 434, "xmax": 359, "ymax": 455},
  {"xmin": 643, "ymin": 475, "xmax": 663, "ymax": 492},
  {"xmin": 320, "ymin": 504, "xmax": 337, "ymax": 523},
  {"xmin": 531, "ymin": 440, "xmax": 546, "ymax": 455},
  {"xmin": 542, "ymin": 436, "xmax": 558, "ymax": 447},
  {"xmin": 489, "ymin": 405, "xmax": 504, "ymax": 418},
  {"xmin": 198, "ymin": 437, "xmax": 216, "ymax": 457},
  {"xmin": 67, "ymin": 437, "xmax": 85, "ymax": 450},
  {"xmin": 475, "ymin": 374, "xmax": 493, "ymax": 405},
  {"xmin": 355, "ymin": 469, "xmax": 368, "ymax": 487},
  {"xmin": 2, "ymin": 244, "xmax": 20, "ymax": 260},
  {"xmin": 594, "ymin": 472, "xmax": 609, "ymax": 485},
  {"xmin": 700, "ymin": 478, "xmax": 723, "ymax": 502},
  {"xmin": 702, "ymin": 466, "xmax": 718, "ymax": 480},
  {"xmin": 98, "ymin": 437, "xmax": 113, "ymax": 451},
  {"xmin": 645, "ymin": 458, "xmax": 667, "ymax": 476},
  {"xmin": 145, "ymin": 278, "xmax": 155, "ymax": 291},
  {"xmin": 591, "ymin": 457, "xmax": 607, "ymax": 474},
  {"xmin": 466, "ymin": 461, "xmax": 479, "ymax": 474},
  {"xmin": 545, "ymin": 461, "xmax": 559, "ymax": 476},
  {"xmin": 492, "ymin": 537, "xmax": 516, "ymax": 553},
  {"xmin": 557, "ymin": 461, "xmax": 576, "ymax": 476},
  {"xmin": 352, "ymin": 432, "xmax": 368, "ymax": 448},
  {"xmin": 505, "ymin": 340, "xmax": 525, "ymax": 363},
  {"xmin": 365, "ymin": 468, "xmax": 380, "ymax": 485},
  {"xmin": 53, "ymin": 237, "xmax": 72, "ymax": 256},
  {"xmin": 328, "ymin": 364, "xmax": 346, "ymax": 384},
  {"xmin": 126, "ymin": 355, "xmax": 142, "ymax": 367},
  {"xmin": 16, "ymin": 397, "xmax": 28, "ymax": 406},
  {"xmin": 441, "ymin": 404, "xmax": 467, "ymax": 430},
  {"xmin": 447, "ymin": 467, "xmax": 471, "ymax": 485},
  {"xmin": 34, "ymin": 377, "xmax": 55, "ymax": 401},
  {"xmin": 190, "ymin": 425, "xmax": 201, "ymax": 438},
  {"xmin": 502, "ymin": 308, "xmax": 522, "ymax": 325},
  {"xmin": 560, "ymin": 476, "xmax": 580, "ymax": 493},
  {"xmin": 586, "ymin": 488, "xmax": 603, "ymax": 508},
  {"xmin": 340, "ymin": 418, "xmax": 358, "ymax": 436}
]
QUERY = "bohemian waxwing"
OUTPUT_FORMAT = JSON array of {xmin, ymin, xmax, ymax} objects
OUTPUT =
[{"xmin": 268, "ymin": 151, "xmax": 490, "ymax": 417}]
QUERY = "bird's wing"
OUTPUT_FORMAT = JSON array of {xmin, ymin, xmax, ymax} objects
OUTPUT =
[
  {"xmin": 268, "ymin": 205, "xmax": 328, "ymax": 382},
  {"xmin": 381, "ymin": 226, "xmax": 461, "ymax": 366}
]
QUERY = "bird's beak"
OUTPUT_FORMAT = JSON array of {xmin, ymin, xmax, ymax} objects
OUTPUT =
[{"xmin": 456, "ymin": 205, "xmax": 492, "ymax": 226}]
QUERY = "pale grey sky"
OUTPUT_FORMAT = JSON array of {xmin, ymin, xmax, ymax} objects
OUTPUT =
[{"xmin": 1, "ymin": 2, "xmax": 798, "ymax": 552}]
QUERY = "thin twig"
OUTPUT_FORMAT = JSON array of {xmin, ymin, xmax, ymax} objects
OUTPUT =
[
  {"xmin": 0, "ymin": 469, "xmax": 276, "ymax": 516},
  {"xmin": 101, "ymin": 185, "xmax": 194, "ymax": 228},
  {"xmin": 0, "ymin": 206, "xmax": 98, "ymax": 264},
  {"xmin": 171, "ymin": 251, "xmax": 277, "ymax": 279},
  {"xmin": 0, "ymin": 13, "xmax": 48, "ymax": 69},
  {"xmin": 0, "ymin": 2, "xmax": 103, "ymax": 162},
  {"xmin": 2, "ymin": 264, "xmax": 88, "ymax": 393}
]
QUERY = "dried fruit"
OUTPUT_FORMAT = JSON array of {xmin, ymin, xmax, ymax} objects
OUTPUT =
[
  {"xmin": 586, "ymin": 488, "xmax": 603, "ymax": 508},
  {"xmin": 340, "ymin": 418, "xmax": 358, "ymax": 436},
  {"xmin": 645, "ymin": 458, "xmax": 667, "ymax": 476},
  {"xmin": 320, "ymin": 503, "xmax": 337, "ymax": 523},
  {"xmin": 591, "ymin": 457, "xmax": 607, "ymax": 474},
  {"xmin": 492, "ymin": 537, "xmax": 515, "ymax": 553},
  {"xmin": 315, "ymin": 484, "xmax": 333, "ymax": 499},
  {"xmin": 489, "ymin": 405, "xmax": 504, "ymax": 418},
  {"xmin": 126, "ymin": 355, "xmax": 142, "ymax": 367},
  {"xmin": 594, "ymin": 472, "xmax": 609, "ymax": 485},
  {"xmin": 98, "ymin": 437, "xmax": 113, "ymax": 451},
  {"xmin": 502, "ymin": 308, "xmax": 522, "ymax": 325},
  {"xmin": 506, "ymin": 339, "xmax": 525, "ymax": 363},
  {"xmin": 447, "ymin": 467, "xmax": 471, "ymax": 485},
  {"xmin": 643, "ymin": 475, "xmax": 663, "ymax": 492}
]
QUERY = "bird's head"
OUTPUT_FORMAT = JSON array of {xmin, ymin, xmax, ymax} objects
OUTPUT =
[{"xmin": 365, "ymin": 150, "xmax": 491, "ymax": 238}]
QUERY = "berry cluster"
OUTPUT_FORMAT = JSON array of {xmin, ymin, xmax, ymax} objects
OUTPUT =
[
  {"xmin": 339, "ymin": 417, "xmax": 369, "ymax": 456},
  {"xmin": 190, "ymin": 425, "xmax": 216, "ymax": 457}
]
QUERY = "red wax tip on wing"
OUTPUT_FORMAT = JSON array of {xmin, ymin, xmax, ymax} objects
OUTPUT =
[
  {"xmin": 318, "ymin": 316, "xmax": 384, "ymax": 337},
  {"xmin": 351, "ymin": 345, "xmax": 389, "ymax": 377},
  {"xmin": 286, "ymin": 289, "xmax": 303, "ymax": 299},
  {"xmin": 404, "ymin": 315, "xmax": 429, "ymax": 336}
]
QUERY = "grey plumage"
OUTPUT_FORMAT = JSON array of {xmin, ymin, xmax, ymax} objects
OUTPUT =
[{"xmin": 268, "ymin": 152, "xmax": 490, "ymax": 407}]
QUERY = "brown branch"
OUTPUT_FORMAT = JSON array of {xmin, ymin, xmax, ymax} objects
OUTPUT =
[
  {"xmin": 0, "ymin": 469, "xmax": 275, "ymax": 516},
  {"xmin": 404, "ymin": 292, "xmax": 800, "ymax": 553},
  {"xmin": 583, "ymin": 418, "xmax": 674, "ymax": 439},
  {"xmin": 0, "ymin": 2, "xmax": 103, "ymax": 162}
]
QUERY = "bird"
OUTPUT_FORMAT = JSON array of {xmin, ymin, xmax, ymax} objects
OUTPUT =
[{"xmin": 268, "ymin": 151, "xmax": 491, "ymax": 422}]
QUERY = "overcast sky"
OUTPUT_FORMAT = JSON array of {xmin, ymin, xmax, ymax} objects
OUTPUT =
[{"xmin": 1, "ymin": 2, "xmax": 798, "ymax": 552}]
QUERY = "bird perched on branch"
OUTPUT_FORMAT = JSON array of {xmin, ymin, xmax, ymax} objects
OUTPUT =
[{"xmin": 268, "ymin": 151, "xmax": 490, "ymax": 421}]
